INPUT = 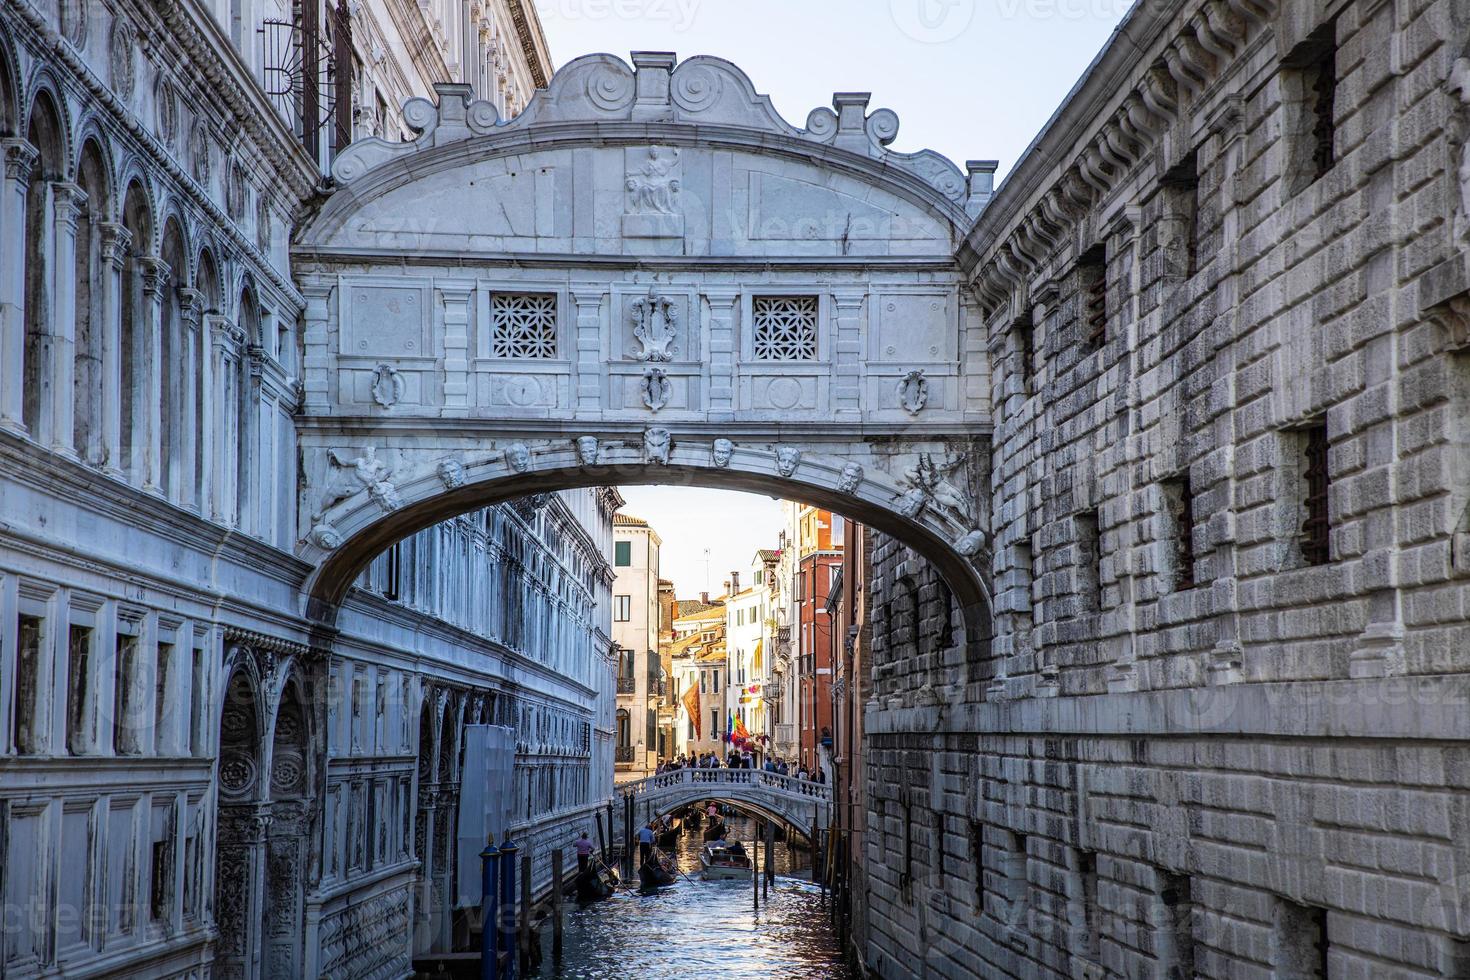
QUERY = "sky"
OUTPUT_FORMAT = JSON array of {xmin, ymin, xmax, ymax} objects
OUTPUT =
[
  {"xmin": 543, "ymin": 0, "xmax": 1135, "ymax": 597},
  {"xmin": 617, "ymin": 486, "xmax": 790, "ymax": 598},
  {"xmin": 532, "ymin": 0, "xmax": 1135, "ymax": 180}
]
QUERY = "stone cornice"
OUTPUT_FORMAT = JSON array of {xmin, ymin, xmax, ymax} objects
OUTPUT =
[
  {"xmin": 960, "ymin": 0, "xmax": 1279, "ymax": 310},
  {"xmin": 504, "ymin": 0, "xmax": 551, "ymax": 88}
]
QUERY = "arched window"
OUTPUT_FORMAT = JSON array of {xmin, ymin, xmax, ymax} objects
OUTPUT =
[
  {"xmin": 615, "ymin": 709, "xmax": 630, "ymax": 748},
  {"xmin": 21, "ymin": 91, "xmax": 66, "ymax": 442},
  {"xmin": 119, "ymin": 181, "xmax": 151, "ymax": 483},
  {"xmin": 73, "ymin": 140, "xmax": 110, "ymax": 463},
  {"xmin": 160, "ymin": 218, "xmax": 187, "ymax": 501}
]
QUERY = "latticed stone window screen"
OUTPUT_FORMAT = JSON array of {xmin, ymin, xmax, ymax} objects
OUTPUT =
[
  {"xmin": 752, "ymin": 295, "xmax": 819, "ymax": 361},
  {"xmin": 489, "ymin": 293, "xmax": 558, "ymax": 358}
]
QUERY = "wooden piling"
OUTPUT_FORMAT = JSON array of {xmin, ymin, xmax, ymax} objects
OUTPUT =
[
  {"xmin": 752, "ymin": 820, "xmax": 760, "ymax": 911},
  {"xmin": 764, "ymin": 821, "xmax": 775, "ymax": 897},
  {"xmin": 519, "ymin": 853, "xmax": 532, "ymax": 973},
  {"xmin": 551, "ymin": 848, "xmax": 564, "ymax": 961}
]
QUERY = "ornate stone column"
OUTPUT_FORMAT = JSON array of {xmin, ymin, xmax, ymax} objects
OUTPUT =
[
  {"xmin": 239, "ymin": 346, "xmax": 265, "ymax": 535},
  {"xmin": 138, "ymin": 256, "xmax": 169, "ymax": 494},
  {"xmin": 98, "ymin": 223, "xmax": 131, "ymax": 477},
  {"xmin": 209, "ymin": 316, "xmax": 244, "ymax": 524},
  {"xmin": 49, "ymin": 181, "xmax": 87, "ymax": 457},
  {"xmin": 0, "ymin": 139, "xmax": 38, "ymax": 434},
  {"xmin": 178, "ymin": 288, "xmax": 203, "ymax": 507}
]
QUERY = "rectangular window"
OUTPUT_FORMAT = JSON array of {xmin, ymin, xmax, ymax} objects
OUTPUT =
[
  {"xmin": 1300, "ymin": 423, "xmax": 1332, "ymax": 566},
  {"xmin": 156, "ymin": 640, "xmax": 175, "ymax": 753},
  {"xmin": 1276, "ymin": 900, "xmax": 1329, "ymax": 979},
  {"xmin": 1162, "ymin": 150, "xmax": 1200, "ymax": 278},
  {"xmin": 189, "ymin": 645, "xmax": 205, "ymax": 756},
  {"xmin": 489, "ymin": 292, "xmax": 558, "ymax": 358},
  {"xmin": 1001, "ymin": 829, "xmax": 1029, "ymax": 917},
  {"xmin": 382, "ymin": 543, "xmax": 400, "ymax": 602},
  {"xmin": 1283, "ymin": 20, "xmax": 1338, "ymax": 192},
  {"xmin": 1076, "ymin": 509, "xmax": 1102, "ymax": 612},
  {"xmin": 1079, "ymin": 245, "xmax": 1107, "ymax": 351},
  {"xmin": 14, "ymin": 613, "xmax": 43, "ymax": 754},
  {"xmin": 713, "ymin": 672, "xmax": 719, "ymax": 693},
  {"xmin": 754, "ymin": 570, "xmax": 764, "ymax": 586},
  {"xmin": 1163, "ymin": 473, "xmax": 1197, "ymax": 591},
  {"xmin": 752, "ymin": 295, "xmax": 819, "ymax": 361},
  {"xmin": 149, "ymin": 806, "xmax": 175, "ymax": 922},
  {"xmin": 114, "ymin": 627, "xmax": 141, "ymax": 755},
  {"xmin": 969, "ymin": 821, "xmax": 985, "ymax": 911},
  {"xmin": 1160, "ymin": 872, "xmax": 1197, "ymax": 979},
  {"xmin": 1076, "ymin": 850, "xmax": 1100, "ymax": 958},
  {"xmin": 67, "ymin": 624, "xmax": 94, "ymax": 754},
  {"xmin": 1013, "ymin": 306, "xmax": 1036, "ymax": 392},
  {"xmin": 614, "ymin": 540, "xmax": 632, "ymax": 567},
  {"xmin": 614, "ymin": 595, "xmax": 632, "ymax": 622}
]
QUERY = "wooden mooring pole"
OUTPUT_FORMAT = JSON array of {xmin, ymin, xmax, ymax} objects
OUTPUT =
[
  {"xmin": 518, "ymin": 853, "xmax": 532, "ymax": 974},
  {"xmin": 551, "ymin": 848, "xmax": 564, "ymax": 963},
  {"xmin": 752, "ymin": 819, "xmax": 760, "ymax": 911}
]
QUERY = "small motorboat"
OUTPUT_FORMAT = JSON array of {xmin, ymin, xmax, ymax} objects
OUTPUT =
[
  {"xmin": 576, "ymin": 863, "xmax": 619, "ymax": 901},
  {"xmin": 700, "ymin": 842, "xmax": 752, "ymax": 881},
  {"xmin": 703, "ymin": 820, "xmax": 727, "ymax": 843},
  {"xmin": 638, "ymin": 853, "xmax": 677, "ymax": 889}
]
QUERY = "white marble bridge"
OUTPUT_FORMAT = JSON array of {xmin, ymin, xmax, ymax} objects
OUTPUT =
[{"xmin": 619, "ymin": 767, "xmax": 832, "ymax": 839}]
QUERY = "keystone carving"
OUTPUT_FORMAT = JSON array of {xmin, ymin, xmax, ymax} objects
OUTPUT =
[
  {"xmin": 506, "ymin": 443, "xmax": 532, "ymax": 473},
  {"xmin": 628, "ymin": 288, "xmax": 679, "ymax": 361},
  {"xmin": 837, "ymin": 461, "xmax": 864, "ymax": 495},
  {"xmin": 775, "ymin": 446, "xmax": 802, "ymax": 478},
  {"xmin": 575, "ymin": 436, "xmax": 600, "ymax": 467},
  {"xmin": 644, "ymin": 428, "xmax": 671, "ymax": 465},
  {"xmin": 712, "ymin": 438, "xmax": 734, "ymax": 468},
  {"xmin": 436, "ymin": 459, "xmax": 465, "ymax": 490}
]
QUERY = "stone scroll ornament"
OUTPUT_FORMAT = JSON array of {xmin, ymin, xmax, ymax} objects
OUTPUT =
[
  {"xmin": 370, "ymin": 364, "xmax": 405, "ymax": 408},
  {"xmin": 628, "ymin": 289, "xmax": 679, "ymax": 361},
  {"xmin": 641, "ymin": 367, "xmax": 672, "ymax": 412},
  {"xmin": 897, "ymin": 369, "xmax": 930, "ymax": 415}
]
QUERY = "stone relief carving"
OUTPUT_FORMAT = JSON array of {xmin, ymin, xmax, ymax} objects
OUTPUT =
[
  {"xmin": 256, "ymin": 195, "xmax": 272, "ymax": 251},
  {"xmin": 110, "ymin": 17, "xmax": 135, "ymax": 98},
  {"xmin": 640, "ymin": 367, "xmax": 672, "ymax": 412},
  {"xmin": 712, "ymin": 438, "xmax": 734, "ymax": 467},
  {"xmin": 897, "ymin": 369, "xmax": 930, "ymax": 415},
  {"xmin": 626, "ymin": 147, "xmax": 681, "ymax": 215},
  {"xmin": 318, "ymin": 447, "xmax": 399, "ymax": 520},
  {"xmin": 575, "ymin": 436, "xmax": 600, "ymax": 467},
  {"xmin": 370, "ymin": 364, "xmax": 405, "ymax": 408},
  {"xmin": 190, "ymin": 122, "xmax": 212, "ymax": 185},
  {"xmin": 956, "ymin": 529, "xmax": 988, "ymax": 558},
  {"xmin": 1447, "ymin": 47, "xmax": 1470, "ymax": 242},
  {"xmin": 436, "ymin": 459, "xmax": 465, "ymax": 490},
  {"xmin": 157, "ymin": 78, "xmax": 178, "ymax": 144},
  {"xmin": 644, "ymin": 427, "xmax": 671, "ymax": 465},
  {"xmin": 775, "ymin": 446, "xmax": 802, "ymax": 478},
  {"xmin": 895, "ymin": 453, "xmax": 969, "ymax": 521},
  {"xmin": 311, "ymin": 523, "xmax": 343, "ymax": 550},
  {"xmin": 837, "ymin": 461, "xmax": 864, "ymax": 495},
  {"xmin": 628, "ymin": 289, "xmax": 679, "ymax": 361},
  {"xmin": 506, "ymin": 443, "xmax": 532, "ymax": 473},
  {"xmin": 60, "ymin": 0, "xmax": 88, "ymax": 47}
]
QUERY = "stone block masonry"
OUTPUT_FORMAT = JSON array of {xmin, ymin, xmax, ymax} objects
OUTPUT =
[{"xmin": 858, "ymin": 0, "xmax": 1470, "ymax": 975}]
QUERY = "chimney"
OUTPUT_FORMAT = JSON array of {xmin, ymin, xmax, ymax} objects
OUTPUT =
[
  {"xmin": 723, "ymin": 579, "xmax": 731, "ymax": 597},
  {"xmin": 700, "ymin": 591, "xmax": 710, "ymax": 605},
  {"xmin": 731, "ymin": 571, "xmax": 740, "ymax": 591}
]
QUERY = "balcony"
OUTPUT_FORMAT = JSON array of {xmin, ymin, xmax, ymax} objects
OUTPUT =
[
  {"xmin": 616, "ymin": 745, "xmax": 636, "ymax": 763},
  {"xmin": 774, "ymin": 724, "xmax": 796, "ymax": 747},
  {"xmin": 617, "ymin": 676, "xmax": 636, "ymax": 694}
]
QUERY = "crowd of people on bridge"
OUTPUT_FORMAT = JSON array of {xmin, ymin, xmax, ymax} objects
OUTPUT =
[{"xmin": 653, "ymin": 752, "xmax": 826, "ymax": 782}]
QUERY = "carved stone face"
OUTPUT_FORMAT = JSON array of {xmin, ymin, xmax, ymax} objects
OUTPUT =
[
  {"xmin": 837, "ymin": 461, "xmax": 864, "ymax": 494},
  {"xmin": 437, "ymin": 459, "xmax": 466, "ymax": 490},
  {"xmin": 576, "ymin": 436, "xmax": 599, "ymax": 467},
  {"xmin": 712, "ymin": 438, "xmax": 734, "ymax": 467},
  {"xmin": 507, "ymin": 443, "xmax": 532, "ymax": 472},
  {"xmin": 644, "ymin": 428, "xmax": 671, "ymax": 463},
  {"xmin": 775, "ymin": 446, "xmax": 802, "ymax": 478}
]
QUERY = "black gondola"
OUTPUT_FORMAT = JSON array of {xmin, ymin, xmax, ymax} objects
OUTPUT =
[
  {"xmin": 638, "ymin": 853, "xmax": 676, "ymax": 889},
  {"xmin": 703, "ymin": 820, "xmax": 726, "ymax": 842},
  {"xmin": 575, "ymin": 863, "xmax": 619, "ymax": 901},
  {"xmin": 656, "ymin": 815, "xmax": 682, "ymax": 848}
]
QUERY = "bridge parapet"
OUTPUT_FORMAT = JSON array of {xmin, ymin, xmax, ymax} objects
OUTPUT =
[{"xmin": 620, "ymin": 767, "xmax": 831, "ymax": 836}]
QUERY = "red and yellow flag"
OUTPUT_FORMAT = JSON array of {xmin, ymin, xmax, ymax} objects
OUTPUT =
[{"xmin": 682, "ymin": 683, "xmax": 701, "ymax": 738}]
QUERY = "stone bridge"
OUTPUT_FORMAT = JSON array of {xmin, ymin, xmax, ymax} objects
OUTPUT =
[
  {"xmin": 619, "ymin": 767, "xmax": 832, "ymax": 839},
  {"xmin": 290, "ymin": 52, "xmax": 996, "ymax": 639}
]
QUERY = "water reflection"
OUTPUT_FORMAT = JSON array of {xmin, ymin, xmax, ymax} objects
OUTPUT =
[{"xmin": 534, "ymin": 814, "xmax": 851, "ymax": 980}]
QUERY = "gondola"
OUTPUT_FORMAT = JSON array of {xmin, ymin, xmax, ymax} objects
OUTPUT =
[
  {"xmin": 686, "ymin": 808, "xmax": 702, "ymax": 830},
  {"xmin": 703, "ymin": 820, "xmax": 727, "ymax": 842},
  {"xmin": 638, "ymin": 852, "xmax": 677, "ymax": 889},
  {"xmin": 575, "ymin": 862, "xmax": 619, "ymax": 901},
  {"xmin": 656, "ymin": 815, "xmax": 682, "ymax": 848}
]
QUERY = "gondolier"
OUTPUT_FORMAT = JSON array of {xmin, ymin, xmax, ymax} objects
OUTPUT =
[
  {"xmin": 574, "ymin": 831, "xmax": 594, "ymax": 874},
  {"xmin": 637, "ymin": 823, "xmax": 655, "ymax": 867}
]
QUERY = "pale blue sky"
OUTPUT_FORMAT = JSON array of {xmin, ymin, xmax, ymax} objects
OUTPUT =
[
  {"xmin": 554, "ymin": 0, "xmax": 1134, "ymax": 595},
  {"xmin": 533, "ymin": 0, "xmax": 1134, "ymax": 179}
]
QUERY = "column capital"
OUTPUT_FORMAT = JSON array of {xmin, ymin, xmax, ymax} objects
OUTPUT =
[
  {"xmin": 178, "ymin": 287, "xmax": 204, "ymax": 324},
  {"xmin": 208, "ymin": 312, "xmax": 245, "ymax": 349},
  {"xmin": 1, "ymin": 138, "xmax": 38, "ymax": 183},
  {"xmin": 50, "ymin": 181, "xmax": 88, "ymax": 227},
  {"xmin": 99, "ymin": 222, "xmax": 133, "ymax": 267},
  {"xmin": 139, "ymin": 256, "xmax": 171, "ymax": 297}
]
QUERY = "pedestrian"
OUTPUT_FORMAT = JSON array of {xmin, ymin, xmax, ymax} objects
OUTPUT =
[
  {"xmin": 815, "ymin": 767, "xmax": 826, "ymax": 784},
  {"xmin": 574, "ymin": 831, "xmax": 594, "ymax": 875},
  {"xmin": 637, "ymin": 822, "xmax": 655, "ymax": 868}
]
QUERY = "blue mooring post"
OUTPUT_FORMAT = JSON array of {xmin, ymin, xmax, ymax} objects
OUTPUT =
[
  {"xmin": 480, "ymin": 841, "xmax": 501, "ymax": 980},
  {"xmin": 498, "ymin": 839, "xmax": 520, "ymax": 980}
]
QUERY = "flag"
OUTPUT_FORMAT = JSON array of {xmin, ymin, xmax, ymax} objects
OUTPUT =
[
  {"xmin": 683, "ymin": 683, "xmax": 701, "ymax": 739},
  {"xmin": 733, "ymin": 715, "xmax": 751, "ymax": 741}
]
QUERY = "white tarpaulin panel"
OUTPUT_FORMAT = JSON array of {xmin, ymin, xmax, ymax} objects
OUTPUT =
[{"xmin": 456, "ymin": 724, "xmax": 517, "ymax": 907}]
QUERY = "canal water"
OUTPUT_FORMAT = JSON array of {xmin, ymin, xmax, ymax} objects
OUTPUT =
[{"xmin": 532, "ymin": 813, "xmax": 852, "ymax": 980}]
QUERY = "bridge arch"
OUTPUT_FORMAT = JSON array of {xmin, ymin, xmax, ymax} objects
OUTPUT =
[
  {"xmin": 291, "ymin": 51, "xmax": 996, "ymax": 640},
  {"xmin": 619, "ymin": 768, "xmax": 832, "ymax": 840}
]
